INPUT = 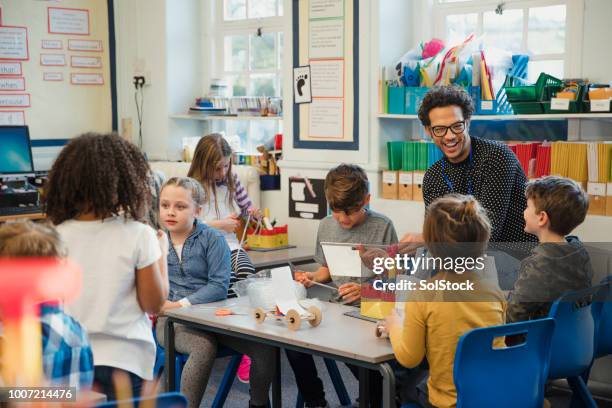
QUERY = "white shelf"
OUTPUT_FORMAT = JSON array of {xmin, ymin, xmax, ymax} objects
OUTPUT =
[
  {"xmin": 171, "ymin": 113, "xmax": 283, "ymax": 121},
  {"xmin": 377, "ymin": 113, "xmax": 612, "ymax": 120}
]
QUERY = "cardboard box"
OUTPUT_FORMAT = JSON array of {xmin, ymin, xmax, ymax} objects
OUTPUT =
[
  {"xmin": 587, "ymin": 182, "xmax": 607, "ymax": 216},
  {"xmin": 382, "ymin": 171, "xmax": 399, "ymax": 199},
  {"xmin": 398, "ymin": 171, "xmax": 413, "ymax": 200},
  {"xmin": 412, "ymin": 171, "xmax": 425, "ymax": 202}
]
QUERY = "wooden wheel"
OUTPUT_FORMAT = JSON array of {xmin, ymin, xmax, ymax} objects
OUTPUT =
[
  {"xmin": 285, "ymin": 309, "xmax": 301, "ymax": 331},
  {"xmin": 307, "ymin": 306, "xmax": 322, "ymax": 327},
  {"xmin": 254, "ymin": 307, "xmax": 266, "ymax": 324}
]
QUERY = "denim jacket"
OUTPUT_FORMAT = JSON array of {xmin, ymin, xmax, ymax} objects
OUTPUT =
[{"xmin": 167, "ymin": 220, "xmax": 230, "ymax": 305}]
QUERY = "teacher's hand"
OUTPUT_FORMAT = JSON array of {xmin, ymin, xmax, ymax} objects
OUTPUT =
[{"xmin": 400, "ymin": 232, "xmax": 424, "ymax": 243}]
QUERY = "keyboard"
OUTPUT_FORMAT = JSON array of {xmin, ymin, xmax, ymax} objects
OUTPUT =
[{"xmin": 0, "ymin": 206, "xmax": 43, "ymax": 216}]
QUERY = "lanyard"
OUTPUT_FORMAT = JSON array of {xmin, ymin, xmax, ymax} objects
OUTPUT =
[{"xmin": 442, "ymin": 148, "xmax": 473, "ymax": 195}]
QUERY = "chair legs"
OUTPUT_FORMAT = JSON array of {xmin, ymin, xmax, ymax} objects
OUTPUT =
[
  {"xmin": 211, "ymin": 354, "xmax": 243, "ymax": 408},
  {"xmin": 323, "ymin": 359, "xmax": 351, "ymax": 406},
  {"xmin": 567, "ymin": 376, "xmax": 597, "ymax": 408},
  {"xmin": 295, "ymin": 359, "xmax": 351, "ymax": 407}
]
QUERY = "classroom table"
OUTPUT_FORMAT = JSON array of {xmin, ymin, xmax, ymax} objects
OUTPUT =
[
  {"xmin": 163, "ymin": 297, "xmax": 396, "ymax": 408},
  {"xmin": 247, "ymin": 247, "xmax": 316, "ymax": 271},
  {"xmin": 0, "ymin": 212, "xmax": 45, "ymax": 223}
]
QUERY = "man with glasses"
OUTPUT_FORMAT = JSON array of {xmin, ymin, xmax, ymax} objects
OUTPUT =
[{"xmin": 402, "ymin": 85, "xmax": 535, "ymax": 245}]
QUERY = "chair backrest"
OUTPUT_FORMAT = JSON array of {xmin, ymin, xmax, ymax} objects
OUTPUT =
[
  {"xmin": 454, "ymin": 318, "xmax": 555, "ymax": 408},
  {"xmin": 548, "ymin": 285, "xmax": 601, "ymax": 379},
  {"xmin": 592, "ymin": 277, "xmax": 612, "ymax": 358},
  {"xmin": 95, "ymin": 392, "xmax": 187, "ymax": 408}
]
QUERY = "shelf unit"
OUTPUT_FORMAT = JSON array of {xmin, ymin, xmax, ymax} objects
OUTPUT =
[
  {"xmin": 377, "ymin": 113, "xmax": 612, "ymax": 120},
  {"xmin": 170, "ymin": 114, "xmax": 283, "ymax": 121}
]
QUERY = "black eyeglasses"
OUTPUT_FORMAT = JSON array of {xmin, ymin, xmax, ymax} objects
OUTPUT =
[{"xmin": 430, "ymin": 121, "xmax": 466, "ymax": 138}]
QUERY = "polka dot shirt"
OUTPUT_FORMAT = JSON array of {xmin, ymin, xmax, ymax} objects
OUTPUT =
[{"xmin": 423, "ymin": 137, "xmax": 537, "ymax": 243}]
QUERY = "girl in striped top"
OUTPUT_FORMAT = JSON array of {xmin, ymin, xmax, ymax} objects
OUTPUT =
[{"xmin": 187, "ymin": 133, "xmax": 260, "ymax": 298}]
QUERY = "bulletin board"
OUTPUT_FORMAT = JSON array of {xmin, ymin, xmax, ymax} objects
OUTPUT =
[
  {"xmin": 0, "ymin": 0, "xmax": 115, "ymax": 141},
  {"xmin": 292, "ymin": 0, "xmax": 359, "ymax": 150}
]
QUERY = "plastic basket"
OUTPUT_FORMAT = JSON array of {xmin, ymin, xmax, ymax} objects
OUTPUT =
[{"xmin": 542, "ymin": 83, "xmax": 585, "ymax": 114}]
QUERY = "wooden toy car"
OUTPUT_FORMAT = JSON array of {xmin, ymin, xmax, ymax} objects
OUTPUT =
[{"xmin": 253, "ymin": 305, "xmax": 322, "ymax": 331}]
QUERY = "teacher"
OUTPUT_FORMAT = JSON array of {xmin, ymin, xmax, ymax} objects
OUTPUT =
[{"xmin": 406, "ymin": 85, "xmax": 535, "ymax": 244}]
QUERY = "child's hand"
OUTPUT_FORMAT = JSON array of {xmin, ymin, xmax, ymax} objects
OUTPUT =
[
  {"xmin": 400, "ymin": 232, "xmax": 424, "ymax": 243},
  {"xmin": 218, "ymin": 216, "xmax": 240, "ymax": 233},
  {"xmin": 294, "ymin": 271, "xmax": 315, "ymax": 288},
  {"xmin": 356, "ymin": 244, "xmax": 388, "ymax": 270},
  {"xmin": 157, "ymin": 229, "xmax": 169, "ymax": 256},
  {"xmin": 247, "ymin": 207, "xmax": 262, "ymax": 220},
  {"xmin": 161, "ymin": 300, "xmax": 182, "ymax": 312},
  {"xmin": 338, "ymin": 282, "xmax": 361, "ymax": 304},
  {"xmin": 382, "ymin": 309, "xmax": 401, "ymax": 334}
]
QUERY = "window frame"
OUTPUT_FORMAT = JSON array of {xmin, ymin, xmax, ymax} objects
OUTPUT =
[
  {"xmin": 214, "ymin": 0, "xmax": 285, "ymax": 97},
  {"xmin": 431, "ymin": 0, "xmax": 584, "ymax": 78}
]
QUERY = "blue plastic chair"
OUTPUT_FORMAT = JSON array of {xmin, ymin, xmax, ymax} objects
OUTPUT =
[
  {"xmin": 294, "ymin": 358, "xmax": 351, "ymax": 408},
  {"xmin": 592, "ymin": 277, "xmax": 612, "ymax": 358},
  {"xmin": 452, "ymin": 318, "xmax": 555, "ymax": 408},
  {"xmin": 153, "ymin": 330, "xmax": 243, "ymax": 408},
  {"xmin": 547, "ymin": 285, "xmax": 604, "ymax": 408},
  {"xmin": 95, "ymin": 392, "xmax": 187, "ymax": 408}
]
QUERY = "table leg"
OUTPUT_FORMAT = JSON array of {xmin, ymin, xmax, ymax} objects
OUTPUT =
[
  {"xmin": 359, "ymin": 367, "xmax": 370, "ymax": 408},
  {"xmin": 271, "ymin": 347, "xmax": 281, "ymax": 408},
  {"xmin": 379, "ymin": 362, "xmax": 396, "ymax": 408},
  {"xmin": 165, "ymin": 318, "xmax": 176, "ymax": 392}
]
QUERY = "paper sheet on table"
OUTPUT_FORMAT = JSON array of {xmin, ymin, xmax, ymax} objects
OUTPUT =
[
  {"xmin": 321, "ymin": 243, "xmax": 362, "ymax": 277},
  {"xmin": 271, "ymin": 266, "xmax": 307, "ymax": 315}
]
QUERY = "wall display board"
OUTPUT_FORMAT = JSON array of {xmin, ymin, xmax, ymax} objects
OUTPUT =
[
  {"xmin": 292, "ymin": 0, "xmax": 359, "ymax": 150},
  {"xmin": 0, "ymin": 1, "xmax": 113, "ymax": 140}
]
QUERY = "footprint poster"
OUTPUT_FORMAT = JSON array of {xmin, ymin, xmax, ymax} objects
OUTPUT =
[{"xmin": 293, "ymin": 65, "xmax": 312, "ymax": 104}]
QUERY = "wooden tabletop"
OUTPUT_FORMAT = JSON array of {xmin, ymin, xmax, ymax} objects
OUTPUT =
[
  {"xmin": 247, "ymin": 247, "xmax": 316, "ymax": 270},
  {"xmin": 0, "ymin": 213, "xmax": 46, "ymax": 222},
  {"xmin": 164, "ymin": 297, "xmax": 395, "ymax": 364}
]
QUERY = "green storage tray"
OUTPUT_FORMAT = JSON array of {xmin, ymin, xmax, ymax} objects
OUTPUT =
[
  {"xmin": 504, "ymin": 73, "xmax": 563, "ymax": 103},
  {"xmin": 542, "ymin": 84, "xmax": 585, "ymax": 114},
  {"xmin": 509, "ymin": 101, "xmax": 544, "ymax": 114}
]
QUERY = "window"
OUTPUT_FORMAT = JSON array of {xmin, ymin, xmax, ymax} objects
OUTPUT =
[
  {"xmin": 217, "ymin": 0, "xmax": 284, "ymax": 97},
  {"xmin": 433, "ymin": 0, "xmax": 582, "ymax": 82}
]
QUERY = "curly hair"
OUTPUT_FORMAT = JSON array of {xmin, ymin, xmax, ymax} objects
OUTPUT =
[
  {"xmin": 43, "ymin": 133, "xmax": 152, "ymax": 225},
  {"xmin": 417, "ymin": 85, "xmax": 475, "ymax": 127}
]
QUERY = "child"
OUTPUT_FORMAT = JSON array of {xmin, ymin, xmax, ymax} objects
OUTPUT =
[
  {"xmin": 155, "ymin": 177, "xmax": 275, "ymax": 408},
  {"xmin": 0, "ymin": 220, "xmax": 94, "ymax": 389},
  {"xmin": 507, "ymin": 176, "xmax": 592, "ymax": 324},
  {"xmin": 381, "ymin": 194, "xmax": 506, "ymax": 408},
  {"xmin": 44, "ymin": 133, "xmax": 169, "ymax": 400},
  {"xmin": 187, "ymin": 133, "xmax": 260, "ymax": 293},
  {"xmin": 292, "ymin": 164, "xmax": 398, "ymax": 408},
  {"xmin": 187, "ymin": 133, "xmax": 260, "ymax": 382}
]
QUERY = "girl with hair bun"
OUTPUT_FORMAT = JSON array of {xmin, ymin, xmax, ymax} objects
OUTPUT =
[{"xmin": 380, "ymin": 194, "xmax": 506, "ymax": 408}]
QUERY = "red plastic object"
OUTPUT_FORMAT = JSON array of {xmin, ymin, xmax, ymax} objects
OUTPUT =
[{"xmin": 0, "ymin": 257, "xmax": 82, "ymax": 385}]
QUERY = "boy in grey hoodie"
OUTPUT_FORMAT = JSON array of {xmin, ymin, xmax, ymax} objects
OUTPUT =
[{"xmin": 507, "ymin": 176, "xmax": 593, "ymax": 323}]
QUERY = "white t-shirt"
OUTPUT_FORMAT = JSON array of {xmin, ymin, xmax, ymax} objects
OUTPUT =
[
  {"xmin": 57, "ymin": 215, "xmax": 161, "ymax": 380},
  {"xmin": 200, "ymin": 184, "xmax": 241, "ymax": 251}
]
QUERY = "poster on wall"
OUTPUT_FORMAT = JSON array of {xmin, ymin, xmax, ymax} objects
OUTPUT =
[
  {"xmin": 71, "ymin": 55, "xmax": 102, "ymax": 68},
  {"xmin": 0, "ymin": 93, "xmax": 30, "ymax": 108},
  {"xmin": 40, "ymin": 53, "xmax": 66, "ymax": 66},
  {"xmin": 41, "ymin": 39, "xmax": 63, "ymax": 49},
  {"xmin": 68, "ymin": 39, "xmax": 102, "ymax": 52},
  {"xmin": 48, "ymin": 7, "xmax": 90, "ymax": 35},
  {"xmin": 0, "ymin": 62, "xmax": 22, "ymax": 75},
  {"xmin": 70, "ymin": 73, "xmax": 103, "ymax": 85},
  {"xmin": 0, "ymin": 26, "xmax": 29, "ymax": 60},
  {"xmin": 0, "ymin": 110, "xmax": 25, "ymax": 125},
  {"xmin": 293, "ymin": 66, "xmax": 312, "ymax": 104},
  {"xmin": 0, "ymin": 77, "xmax": 25, "ymax": 91},
  {"xmin": 292, "ymin": 0, "xmax": 358, "ymax": 150},
  {"xmin": 288, "ymin": 177, "xmax": 327, "ymax": 219}
]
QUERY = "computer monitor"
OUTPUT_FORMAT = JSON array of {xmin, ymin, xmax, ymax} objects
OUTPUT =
[{"xmin": 0, "ymin": 126, "xmax": 35, "ymax": 177}]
